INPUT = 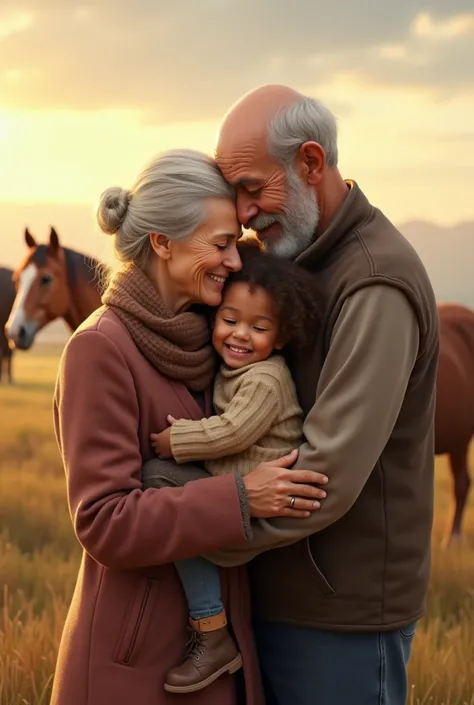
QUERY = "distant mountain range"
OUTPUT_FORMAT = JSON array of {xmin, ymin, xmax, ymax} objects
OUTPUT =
[
  {"xmin": 400, "ymin": 220, "xmax": 474, "ymax": 308},
  {"xmin": 0, "ymin": 202, "xmax": 473, "ymax": 342}
]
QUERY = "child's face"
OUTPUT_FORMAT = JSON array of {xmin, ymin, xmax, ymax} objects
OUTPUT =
[{"xmin": 213, "ymin": 282, "xmax": 283, "ymax": 369}]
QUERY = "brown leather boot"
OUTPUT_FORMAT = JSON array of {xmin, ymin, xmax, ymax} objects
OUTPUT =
[{"xmin": 164, "ymin": 611, "xmax": 242, "ymax": 694}]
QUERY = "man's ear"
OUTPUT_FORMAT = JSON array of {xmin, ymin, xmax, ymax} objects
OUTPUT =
[
  {"xmin": 149, "ymin": 232, "xmax": 171, "ymax": 260},
  {"xmin": 297, "ymin": 141, "xmax": 326, "ymax": 186}
]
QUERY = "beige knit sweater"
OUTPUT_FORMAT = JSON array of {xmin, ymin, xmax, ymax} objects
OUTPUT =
[{"xmin": 170, "ymin": 355, "xmax": 303, "ymax": 476}]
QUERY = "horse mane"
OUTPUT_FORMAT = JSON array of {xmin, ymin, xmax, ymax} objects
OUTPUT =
[
  {"xmin": 27, "ymin": 245, "xmax": 102, "ymax": 291},
  {"xmin": 64, "ymin": 248, "xmax": 102, "ymax": 290}
]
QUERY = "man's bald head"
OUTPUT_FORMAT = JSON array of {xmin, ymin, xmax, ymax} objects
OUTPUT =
[
  {"xmin": 216, "ymin": 85, "xmax": 340, "ymax": 259},
  {"xmin": 217, "ymin": 84, "xmax": 302, "ymax": 151},
  {"xmin": 217, "ymin": 84, "xmax": 338, "ymax": 169}
]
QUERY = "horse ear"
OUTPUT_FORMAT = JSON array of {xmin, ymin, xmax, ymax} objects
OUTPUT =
[
  {"xmin": 25, "ymin": 227, "xmax": 36, "ymax": 249},
  {"xmin": 49, "ymin": 227, "xmax": 60, "ymax": 251}
]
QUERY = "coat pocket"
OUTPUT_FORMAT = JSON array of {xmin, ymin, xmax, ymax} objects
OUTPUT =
[
  {"xmin": 113, "ymin": 578, "xmax": 157, "ymax": 666},
  {"xmin": 306, "ymin": 538, "xmax": 335, "ymax": 596}
]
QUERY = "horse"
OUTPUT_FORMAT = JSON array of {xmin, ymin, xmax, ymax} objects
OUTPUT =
[
  {"xmin": 5, "ymin": 227, "xmax": 103, "ymax": 350},
  {"xmin": 436, "ymin": 303, "xmax": 474, "ymax": 545},
  {"xmin": 5, "ymin": 227, "xmax": 474, "ymax": 543},
  {"xmin": 0, "ymin": 267, "xmax": 16, "ymax": 383}
]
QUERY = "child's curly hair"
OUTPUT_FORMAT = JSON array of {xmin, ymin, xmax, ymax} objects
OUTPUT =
[{"xmin": 225, "ymin": 238, "xmax": 324, "ymax": 351}]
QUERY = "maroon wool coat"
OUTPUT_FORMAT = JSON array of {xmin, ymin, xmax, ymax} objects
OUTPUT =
[{"xmin": 52, "ymin": 307, "xmax": 264, "ymax": 705}]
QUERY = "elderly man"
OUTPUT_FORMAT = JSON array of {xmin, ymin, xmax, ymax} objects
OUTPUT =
[{"xmin": 211, "ymin": 85, "xmax": 439, "ymax": 705}]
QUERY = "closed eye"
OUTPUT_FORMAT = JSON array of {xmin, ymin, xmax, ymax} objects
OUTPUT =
[{"xmin": 223, "ymin": 318, "xmax": 237, "ymax": 325}]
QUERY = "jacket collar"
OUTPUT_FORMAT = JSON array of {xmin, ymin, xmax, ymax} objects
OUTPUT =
[{"xmin": 296, "ymin": 180, "xmax": 373, "ymax": 267}]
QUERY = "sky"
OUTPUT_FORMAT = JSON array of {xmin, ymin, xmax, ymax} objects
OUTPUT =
[{"xmin": 1, "ymin": 0, "xmax": 474, "ymax": 252}]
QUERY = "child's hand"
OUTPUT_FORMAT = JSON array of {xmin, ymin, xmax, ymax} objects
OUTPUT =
[
  {"xmin": 166, "ymin": 415, "xmax": 177, "ymax": 426},
  {"xmin": 150, "ymin": 427, "xmax": 173, "ymax": 458}
]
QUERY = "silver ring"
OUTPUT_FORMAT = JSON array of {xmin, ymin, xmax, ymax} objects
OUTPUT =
[{"xmin": 289, "ymin": 496, "xmax": 296, "ymax": 508}]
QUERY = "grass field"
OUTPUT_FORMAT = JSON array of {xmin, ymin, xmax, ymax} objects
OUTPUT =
[{"xmin": 0, "ymin": 345, "xmax": 473, "ymax": 704}]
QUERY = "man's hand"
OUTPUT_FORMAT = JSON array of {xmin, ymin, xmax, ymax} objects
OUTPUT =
[{"xmin": 150, "ymin": 427, "xmax": 173, "ymax": 458}]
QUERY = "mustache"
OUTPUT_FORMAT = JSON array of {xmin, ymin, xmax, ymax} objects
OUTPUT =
[{"xmin": 247, "ymin": 212, "xmax": 279, "ymax": 231}]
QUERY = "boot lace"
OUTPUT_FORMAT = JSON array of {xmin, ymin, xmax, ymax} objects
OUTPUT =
[{"xmin": 185, "ymin": 626, "xmax": 207, "ymax": 661}]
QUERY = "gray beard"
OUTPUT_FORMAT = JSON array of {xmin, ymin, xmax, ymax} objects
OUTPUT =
[{"xmin": 248, "ymin": 169, "xmax": 319, "ymax": 259}]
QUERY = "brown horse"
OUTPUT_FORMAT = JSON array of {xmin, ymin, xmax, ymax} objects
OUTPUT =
[
  {"xmin": 436, "ymin": 303, "xmax": 474, "ymax": 545},
  {"xmin": 0, "ymin": 267, "xmax": 16, "ymax": 383},
  {"xmin": 5, "ymin": 228, "xmax": 474, "ymax": 543},
  {"xmin": 5, "ymin": 227, "xmax": 103, "ymax": 350}
]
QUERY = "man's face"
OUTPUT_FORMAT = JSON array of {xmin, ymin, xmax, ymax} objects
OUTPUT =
[{"xmin": 217, "ymin": 137, "xmax": 319, "ymax": 259}]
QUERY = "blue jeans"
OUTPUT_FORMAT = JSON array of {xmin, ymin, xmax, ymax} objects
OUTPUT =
[
  {"xmin": 175, "ymin": 557, "xmax": 223, "ymax": 620},
  {"xmin": 254, "ymin": 619, "xmax": 417, "ymax": 705}
]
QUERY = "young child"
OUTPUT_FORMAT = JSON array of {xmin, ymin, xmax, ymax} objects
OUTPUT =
[{"xmin": 151, "ymin": 241, "xmax": 322, "ymax": 694}]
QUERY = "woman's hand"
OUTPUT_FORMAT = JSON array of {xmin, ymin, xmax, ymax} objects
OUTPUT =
[{"xmin": 243, "ymin": 449, "xmax": 328, "ymax": 518}]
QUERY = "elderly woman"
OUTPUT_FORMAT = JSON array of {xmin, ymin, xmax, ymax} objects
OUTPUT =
[{"xmin": 51, "ymin": 149, "xmax": 327, "ymax": 705}]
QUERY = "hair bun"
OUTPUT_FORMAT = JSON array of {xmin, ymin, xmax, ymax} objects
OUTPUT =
[{"xmin": 97, "ymin": 187, "xmax": 131, "ymax": 235}]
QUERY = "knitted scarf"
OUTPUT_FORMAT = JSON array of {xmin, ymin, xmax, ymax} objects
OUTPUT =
[{"xmin": 102, "ymin": 264, "xmax": 215, "ymax": 391}]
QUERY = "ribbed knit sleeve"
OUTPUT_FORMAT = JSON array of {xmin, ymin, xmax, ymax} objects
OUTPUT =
[{"xmin": 170, "ymin": 374, "xmax": 280, "ymax": 465}]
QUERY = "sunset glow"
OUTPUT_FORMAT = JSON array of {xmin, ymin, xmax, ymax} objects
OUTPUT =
[{"xmin": 0, "ymin": 2, "xmax": 473, "ymax": 255}]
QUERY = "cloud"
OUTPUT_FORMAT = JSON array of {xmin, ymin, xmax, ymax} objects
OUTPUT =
[
  {"xmin": 0, "ymin": 1, "xmax": 473, "ymax": 123},
  {"xmin": 362, "ymin": 11, "xmax": 474, "ymax": 95},
  {"xmin": 412, "ymin": 11, "xmax": 474, "ymax": 39},
  {"xmin": 0, "ymin": 9, "xmax": 34, "ymax": 39}
]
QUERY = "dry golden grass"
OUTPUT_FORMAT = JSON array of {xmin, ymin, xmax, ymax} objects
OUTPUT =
[{"xmin": 0, "ymin": 345, "xmax": 473, "ymax": 704}]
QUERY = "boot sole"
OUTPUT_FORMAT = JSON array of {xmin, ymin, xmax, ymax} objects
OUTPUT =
[{"xmin": 164, "ymin": 653, "xmax": 243, "ymax": 694}]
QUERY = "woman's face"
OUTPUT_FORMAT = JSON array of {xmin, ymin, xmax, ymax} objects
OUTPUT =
[{"xmin": 155, "ymin": 197, "xmax": 242, "ymax": 311}]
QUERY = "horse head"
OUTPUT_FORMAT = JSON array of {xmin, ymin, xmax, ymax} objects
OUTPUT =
[{"xmin": 5, "ymin": 227, "xmax": 73, "ymax": 350}]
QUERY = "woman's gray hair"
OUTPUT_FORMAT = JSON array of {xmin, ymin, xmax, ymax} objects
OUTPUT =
[
  {"xmin": 267, "ymin": 96, "xmax": 338, "ymax": 169},
  {"xmin": 97, "ymin": 149, "xmax": 235, "ymax": 269}
]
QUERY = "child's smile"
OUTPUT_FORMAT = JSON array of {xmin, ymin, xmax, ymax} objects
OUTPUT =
[{"xmin": 213, "ymin": 282, "xmax": 283, "ymax": 369}]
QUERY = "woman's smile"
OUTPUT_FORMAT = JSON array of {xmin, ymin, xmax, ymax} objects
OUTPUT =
[{"xmin": 207, "ymin": 273, "xmax": 228, "ymax": 288}]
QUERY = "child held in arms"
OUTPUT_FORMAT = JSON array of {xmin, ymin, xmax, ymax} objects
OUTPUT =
[{"xmin": 151, "ymin": 240, "xmax": 322, "ymax": 695}]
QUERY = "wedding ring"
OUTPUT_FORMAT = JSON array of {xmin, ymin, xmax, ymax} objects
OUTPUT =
[{"xmin": 289, "ymin": 496, "xmax": 296, "ymax": 508}]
